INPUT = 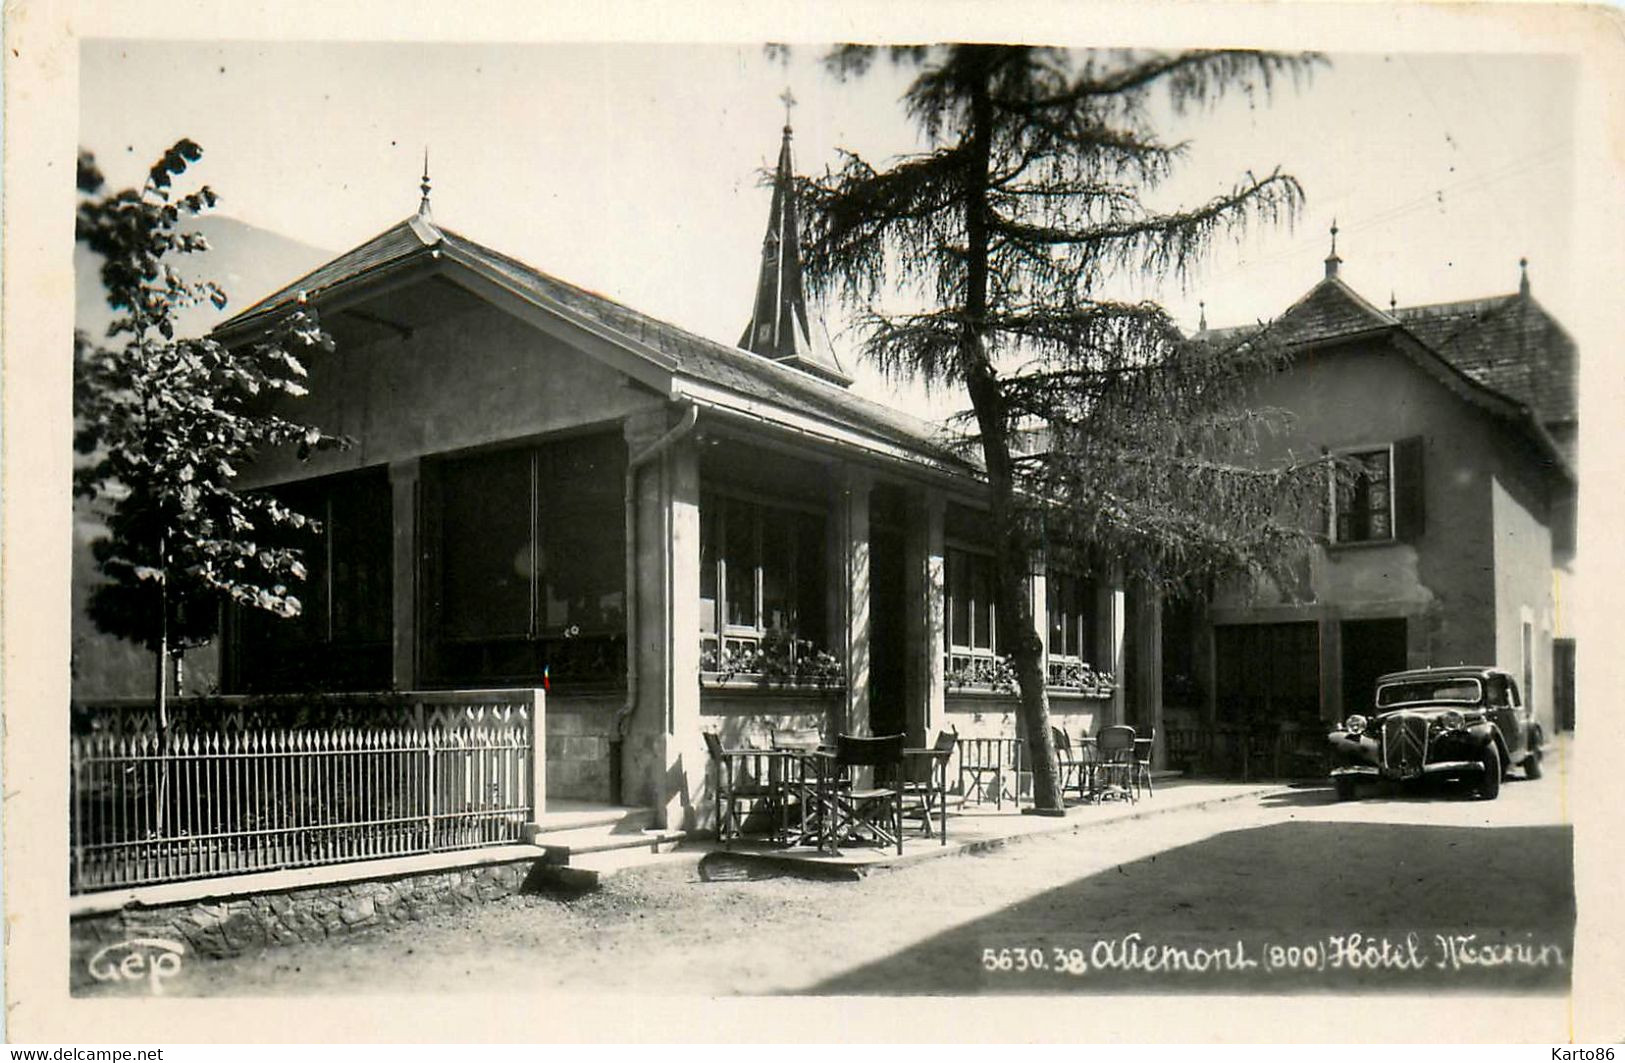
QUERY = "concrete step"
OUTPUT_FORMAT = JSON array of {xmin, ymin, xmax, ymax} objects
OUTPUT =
[
  {"xmin": 534, "ymin": 825, "xmax": 687, "ymax": 865},
  {"xmin": 531, "ymin": 844, "xmax": 703, "ymax": 890},
  {"xmin": 525, "ymin": 804, "xmax": 654, "ymax": 840}
]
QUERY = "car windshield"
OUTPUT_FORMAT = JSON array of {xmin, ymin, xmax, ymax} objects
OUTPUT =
[{"xmin": 1376, "ymin": 678, "xmax": 1482, "ymax": 707}]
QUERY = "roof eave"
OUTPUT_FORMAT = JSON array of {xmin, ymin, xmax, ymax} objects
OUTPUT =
[
  {"xmin": 671, "ymin": 376, "xmax": 976, "ymax": 484},
  {"xmin": 212, "ymin": 245, "xmax": 443, "ymax": 343}
]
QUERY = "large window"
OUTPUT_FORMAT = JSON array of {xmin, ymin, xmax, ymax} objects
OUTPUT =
[
  {"xmin": 944, "ymin": 546, "xmax": 1002, "ymax": 686},
  {"xmin": 426, "ymin": 432, "xmax": 626, "ymax": 687},
  {"xmin": 699, "ymin": 492, "xmax": 828, "ymax": 677},
  {"xmin": 1046, "ymin": 570, "xmax": 1099, "ymax": 689},
  {"xmin": 1334, "ymin": 446, "xmax": 1394, "ymax": 543},
  {"xmin": 231, "ymin": 467, "xmax": 393, "ymax": 692}
]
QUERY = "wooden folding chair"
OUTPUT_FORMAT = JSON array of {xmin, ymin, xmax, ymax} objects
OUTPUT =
[
  {"xmin": 703, "ymin": 731, "xmax": 780, "ymax": 847},
  {"xmin": 957, "ymin": 736, "xmax": 1010, "ymax": 809},
  {"xmin": 831, "ymin": 733, "xmax": 906, "ymax": 855},
  {"xmin": 902, "ymin": 728, "xmax": 957, "ymax": 843}
]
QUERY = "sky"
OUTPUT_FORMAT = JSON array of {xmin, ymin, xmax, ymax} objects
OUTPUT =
[{"xmin": 77, "ymin": 40, "xmax": 1578, "ymax": 418}]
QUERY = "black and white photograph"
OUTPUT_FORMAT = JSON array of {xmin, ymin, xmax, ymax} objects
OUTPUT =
[{"xmin": 5, "ymin": 0, "xmax": 1623, "ymax": 1047}]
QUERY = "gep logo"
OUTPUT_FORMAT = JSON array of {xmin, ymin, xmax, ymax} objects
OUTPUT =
[{"xmin": 87, "ymin": 937, "xmax": 186, "ymax": 993}]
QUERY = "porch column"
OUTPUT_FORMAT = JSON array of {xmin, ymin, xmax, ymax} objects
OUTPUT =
[
  {"xmin": 1031, "ymin": 550, "xmax": 1049, "ymax": 683},
  {"xmin": 623, "ymin": 409, "xmax": 705, "ymax": 830},
  {"xmin": 388, "ymin": 458, "xmax": 420, "ymax": 691},
  {"xmin": 840, "ymin": 463, "xmax": 873, "ymax": 736},
  {"xmin": 1132, "ymin": 581, "xmax": 1166, "ymax": 767},
  {"xmin": 907, "ymin": 487, "xmax": 947, "ymax": 740},
  {"xmin": 1103, "ymin": 568, "xmax": 1128, "ymax": 727}
]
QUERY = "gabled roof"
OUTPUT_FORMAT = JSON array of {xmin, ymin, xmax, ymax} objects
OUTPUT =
[
  {"xmin": 1193, "ymin": 274, "xmax": 1573, "ymax": 484},
  {"xmin": 1392, "ymin": 292, "xmax": 1576, "ymax": 430},
  {"xmin": 216, "ymin": 210, "xmax": 969, "ymax": 477},
  {"xmin": 1199, "ymin": 274, "xmax": 1395, "ymax": 349}
]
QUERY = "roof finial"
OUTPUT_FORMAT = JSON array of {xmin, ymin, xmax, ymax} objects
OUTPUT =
[
  {"xmin": 418, "ymin": 148, "xmax": 432, "ymax": 218},
  {"xmin": 1390, "ymin": 290, "xmax": 1397, "ymax": 314},
  {"xmin": 779, "ymin": 87, "xmax": 797, "ymax": 136},
  {"xmin": 1324, "ymin": 218, "xmax": 1342, "ymax": 279},
  {"xmin": 1519, "ymin": 256, "xmax": 1530, "ymax": 298},
  {"xmin": 1198, "ymin": 300, "xmax": 1208, "ymax": 333}
]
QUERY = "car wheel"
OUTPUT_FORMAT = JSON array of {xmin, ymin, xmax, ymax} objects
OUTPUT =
[
  {"xmin": 1333, "ymin": 776, "xmax": 1358, "ymax": 802},
  {"xmin": 1478, "ymin": 744, "xmax": 1502, "ymax": 800},
  {"xmin": 1522, "ymin": 746, "xmax": 1543, "ymax": 780}
]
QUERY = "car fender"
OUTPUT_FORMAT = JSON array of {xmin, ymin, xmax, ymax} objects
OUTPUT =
[
  {"xmin": 1471, "ymin": 721, "xmax": 1511, "ymax": 765},
  {"xmin": 1327, "ymin": 730, "xmax": 1378, "ymax": 763}
]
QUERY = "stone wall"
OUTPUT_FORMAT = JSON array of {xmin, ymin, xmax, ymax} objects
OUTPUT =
[
  {"xmin": 546, "ymin": 693, "xmax": 620, "ymax": 803},
  {"xmin": 71, "ymin": 858, "xmax": 539, "ymax": 992}
]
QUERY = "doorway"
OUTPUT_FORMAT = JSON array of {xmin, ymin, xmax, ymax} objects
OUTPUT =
[
  {"xmin": 1340, "ymin": 618, "xmax": 1409, "ymax": 716},
  {"xmin": 1553, "ymin": 638, "xmax": 1575, "ymax": 731},
  {"xmin": 868, "ymin": 487, "xmax": 909, "ymax": 738}
]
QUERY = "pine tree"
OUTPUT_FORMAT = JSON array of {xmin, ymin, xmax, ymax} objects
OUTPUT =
[
  {"xmin": 801, "ymin": 46, "xmax": 1327, "ymax": 812},
  {"xmin": 74, "ymin": 139, "xmax": 344, "ymax": 729}
]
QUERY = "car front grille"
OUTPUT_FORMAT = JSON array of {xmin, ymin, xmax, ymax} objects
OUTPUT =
[{"xmin": 1382, "ymin": 715, "xmax": 1429, "ymax": 776}]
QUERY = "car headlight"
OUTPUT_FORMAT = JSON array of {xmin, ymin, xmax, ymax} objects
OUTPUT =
[
  {"xmin": 1344, "ymin": 714, "xmax": 1367, "ymax": 736},
  {"xmin": 1439, "ymin": 710, "xmax": 1466, "ymax": 732}
]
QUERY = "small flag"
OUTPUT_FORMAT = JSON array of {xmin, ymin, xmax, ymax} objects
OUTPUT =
[{"xmin": 542, "ymin": 665, "xmax": 551, "ymax": 692}]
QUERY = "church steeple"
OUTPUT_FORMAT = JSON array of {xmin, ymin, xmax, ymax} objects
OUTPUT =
[{"xmin": 739, "ymin": 93, "xmax": 851, "ymax": 387}]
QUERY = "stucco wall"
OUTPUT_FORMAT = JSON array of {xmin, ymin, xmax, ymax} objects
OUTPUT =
[
  {"xmin": 242, "ymin": 298, "xmax": 663, "ymax": 488},
  {"xmin": 943, "ymin": 692, "xmax": 1110, "ymax": 741},
  {"xmin": 1210, "ymin": 338, "xmax": 1554, "ymax": 718},
  {"xmin": 1492, "ymin": 475, "xmax": 1556, "ymax": 733}
]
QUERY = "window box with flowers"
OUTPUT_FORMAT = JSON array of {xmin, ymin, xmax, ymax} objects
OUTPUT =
[
  {"xmin": 700, "ymin": 628, "xmax": 845, "ymax": 691},
  {"xmin": 698, "ymin": 492, "xmax": 844, "ymax": 694},
  {"xmin": 1047, "ymin": 659, "xmax": 1117, "ymax": 700},
  {"xmin": 945, "ymin": 653, "xmax": 1019, "ymax": 695}
]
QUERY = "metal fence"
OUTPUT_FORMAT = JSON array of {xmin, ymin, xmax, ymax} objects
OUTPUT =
[{"xmin": 70, "ymin": 689, "xmax": 544, "ymax": 894}]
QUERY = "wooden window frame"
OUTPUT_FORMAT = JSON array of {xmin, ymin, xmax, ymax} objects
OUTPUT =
[
  {"xmin": 1331, "ymin": 442, "xmax": 1397, "ymax": 545},
  {"xmin": 1045, "ymin": 569, "xmax": 1100, "ymax": 689},
  {"xmin": 944, "ymin": 543, "xmax": 1004, "ymax": 688},
  {"xmin": 699, "ymin": 487, "xmax": 829, "ymax": 674}
]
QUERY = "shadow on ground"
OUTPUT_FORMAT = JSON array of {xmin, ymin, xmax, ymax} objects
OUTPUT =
[{"xmin": 803, "ymin": 820, "xmax": 1573, "ymax": 995}]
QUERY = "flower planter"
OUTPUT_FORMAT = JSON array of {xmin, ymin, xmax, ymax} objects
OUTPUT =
[{"xmin": 700, "ymin": 672, "xmax": 845, "ymax": 694}]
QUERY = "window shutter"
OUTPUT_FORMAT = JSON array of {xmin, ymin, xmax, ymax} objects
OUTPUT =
[
  {"xmin": 1394, "ymin": 436, "xmax": 1426, "ymax": 540},
  {"xmin": 1310, "ymin": 456, "xmax": 1331, "ymax": 539}
]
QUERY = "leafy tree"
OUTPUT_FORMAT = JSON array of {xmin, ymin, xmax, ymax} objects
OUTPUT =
[
  {"xmin": 801, "ymin": 46, "xmax": 1328, "ymax": 811},
  {"xmin": 74, "ymin": 139, "xmax": 341, "ymax": 727}
]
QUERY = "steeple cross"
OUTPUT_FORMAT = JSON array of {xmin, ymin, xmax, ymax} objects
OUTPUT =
[{"xmin": 780, "ymin": 88, "xmax": 798, "ymax": 130}]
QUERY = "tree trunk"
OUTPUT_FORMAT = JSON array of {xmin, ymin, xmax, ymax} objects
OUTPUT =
[
  {"xmin": 156, "ymin": 535, "xmax": 171, "ymax": 832},
  {"xmin": 960, "ymin": 50, "xmax": 1064, "ymax": 813}
]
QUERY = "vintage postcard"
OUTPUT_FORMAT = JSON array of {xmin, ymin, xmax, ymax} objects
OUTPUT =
[{"xmin": 5, "ymin": 0, "xmax": 1623, "ymax": 1046}]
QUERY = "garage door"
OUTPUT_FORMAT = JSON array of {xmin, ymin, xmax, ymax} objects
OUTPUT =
[{"xmin": 1214, "ymin": 622, "xmax": 1321, "ymax": 724}]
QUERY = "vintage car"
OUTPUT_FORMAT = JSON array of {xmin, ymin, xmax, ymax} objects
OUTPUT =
[{"xmin": 1327, "ymin": 665, "xmax": 1544, "ymax": 800}]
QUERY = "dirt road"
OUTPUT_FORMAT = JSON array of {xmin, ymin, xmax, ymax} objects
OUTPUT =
[{"xmin": 102, "ymin": 761, "xmax": 1574, "ymax": 998}]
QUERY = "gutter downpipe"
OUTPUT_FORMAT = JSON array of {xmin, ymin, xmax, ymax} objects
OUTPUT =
[{"xmin": 612, "ymin": 402, "xmax": 700, "ymax": 804}]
